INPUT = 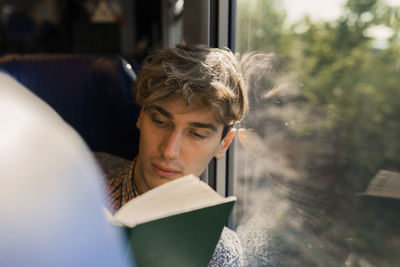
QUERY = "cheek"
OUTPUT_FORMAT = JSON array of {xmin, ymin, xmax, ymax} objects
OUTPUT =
[
  {"xmin": 139, "ymin": 124, "xmax": 159, "ymax": 155},
  {"xmin": 185, "ymin": 143, "xmax": 221, "ymax": 176}
]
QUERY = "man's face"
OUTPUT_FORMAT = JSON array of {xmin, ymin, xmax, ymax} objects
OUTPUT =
[{"xmin": 135, "ymin": 98, "xmax": 235, "ymax": 193}]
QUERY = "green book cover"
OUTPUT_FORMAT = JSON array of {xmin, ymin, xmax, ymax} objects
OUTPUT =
[
  {"xmin": 128, "ymin": 200, "xmax": 234, "ymax": 267},
  {"xmin": 107, "ymin": 175, "xmax": 236, "ymax": 267}
]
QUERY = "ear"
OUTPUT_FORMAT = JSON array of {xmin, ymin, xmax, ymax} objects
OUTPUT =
[
  {"xmin": 214, "ymin": 128, "xmax": 237, "ymax": 159},
  {"xmin": 136, "ymin": 108, "xmax": 145, "ymax": 129}
]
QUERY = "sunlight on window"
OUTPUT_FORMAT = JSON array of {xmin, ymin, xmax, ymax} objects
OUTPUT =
[{"xmin": 233, "ymin": 0, "xmax": 400, "ymax": 266}]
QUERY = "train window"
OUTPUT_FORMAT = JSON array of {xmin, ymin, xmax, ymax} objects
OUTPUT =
[{"xmin": 232, "ymin": 0, "xmax": 400, "ymax": 266}]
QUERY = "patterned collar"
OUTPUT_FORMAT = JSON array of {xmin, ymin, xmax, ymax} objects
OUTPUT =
[{"xmin": 105, "ymin": 157, "xmax": 138, "ymax": 213}]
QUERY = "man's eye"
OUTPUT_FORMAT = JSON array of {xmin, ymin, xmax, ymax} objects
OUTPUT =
[
  {"xmin": 151, "ymin": 116, "xmax": 168, "ymax": 127},
  {"xmin": 191, "ymin": 131, "xmax": 207, "ymax": 140}
]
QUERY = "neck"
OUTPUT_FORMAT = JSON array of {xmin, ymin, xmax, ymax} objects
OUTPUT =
[{"xmin": 133, "ymin": 157, "xmax": 150, "ymax": 195}]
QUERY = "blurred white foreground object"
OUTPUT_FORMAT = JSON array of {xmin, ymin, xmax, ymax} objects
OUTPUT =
[{"xmin": 0, "ymin": 72, "xmax": 131, "ymax": 267}]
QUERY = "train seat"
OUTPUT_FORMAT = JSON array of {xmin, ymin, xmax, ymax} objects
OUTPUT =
[{"xmin": 0, "ymin": 54, "xmax": 140, "ymax": 159}]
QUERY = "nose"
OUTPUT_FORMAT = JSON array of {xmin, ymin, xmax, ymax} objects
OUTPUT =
[{"xmin": 159, "ymin": 129, "xmax": 182, "ymax": 159}]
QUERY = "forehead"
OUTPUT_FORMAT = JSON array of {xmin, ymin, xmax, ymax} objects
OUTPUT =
[{"xmin": 149, "ymin": 98, "xmax": 222, "ymax": 126}]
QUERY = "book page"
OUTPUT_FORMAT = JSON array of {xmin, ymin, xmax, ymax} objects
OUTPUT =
[{"xmin": 113, "ymin": 174, "xmax": 236, "ymax": 227}]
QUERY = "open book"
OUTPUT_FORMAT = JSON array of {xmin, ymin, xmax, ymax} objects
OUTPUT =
[{"xmin": 106, "ymin": 174, "xmax": 236, "ymax": 267}]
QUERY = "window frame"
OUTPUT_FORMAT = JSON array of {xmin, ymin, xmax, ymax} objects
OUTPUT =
[{"xmin": 181, "ymin": 2, "xmax": 237, "ymax": 219}]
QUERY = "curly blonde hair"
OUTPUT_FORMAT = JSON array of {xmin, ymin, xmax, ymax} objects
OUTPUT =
[{"xmin": 133, "ymin": 44, "xmax": 248, "ymax": 132}]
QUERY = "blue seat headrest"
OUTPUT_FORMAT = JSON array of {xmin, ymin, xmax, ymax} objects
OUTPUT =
[{"xmin": 0, "ymin": 54, "xmax": 140, "ymax": 159}]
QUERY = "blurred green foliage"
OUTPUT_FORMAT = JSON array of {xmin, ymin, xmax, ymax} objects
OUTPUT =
[{"xmin": 237, "ymin": 0, "xmax": 400, "ymax": 265}]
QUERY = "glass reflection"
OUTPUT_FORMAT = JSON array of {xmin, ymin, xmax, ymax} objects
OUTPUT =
[{"xmin": 234, "ymin": 0, "xmax": 400, "ymax": 266}]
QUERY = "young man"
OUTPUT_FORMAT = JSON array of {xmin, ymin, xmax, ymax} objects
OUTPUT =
[{"xmin": 103, "ymin": 44, "xmax": 248, "ymax": 266}]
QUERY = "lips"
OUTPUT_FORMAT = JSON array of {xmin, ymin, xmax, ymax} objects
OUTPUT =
[{"xmin": 151, "ymin": 163, "xmax": 182, "ymax": 179}]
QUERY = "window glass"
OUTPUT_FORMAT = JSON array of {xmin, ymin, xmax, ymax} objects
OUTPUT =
[{"xmin": 233, "ymin": 0, "xmax": 400, "ymax": 266}]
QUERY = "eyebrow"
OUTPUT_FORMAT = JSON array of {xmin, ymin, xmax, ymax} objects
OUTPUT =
[
  {"xmin": 189, "ymin": 122, "xmax": 217, "ymax": 132},
  {"xmin": 150, "ymin": 105, "xmax": 173, "ymax": 119},
  {"xmin": 149, "ymin": 105, "xmax": 218, "ymax": 132}
]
